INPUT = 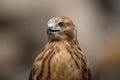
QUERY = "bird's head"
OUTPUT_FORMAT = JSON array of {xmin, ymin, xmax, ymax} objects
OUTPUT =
[{"xmin": 47, "ymin": 16, "xmax": 77, "ymax": 42}]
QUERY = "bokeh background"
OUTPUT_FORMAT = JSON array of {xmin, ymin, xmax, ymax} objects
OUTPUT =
[{"xmin": 0, "ymin": 0, "xmax": 120, "ymax": 80}]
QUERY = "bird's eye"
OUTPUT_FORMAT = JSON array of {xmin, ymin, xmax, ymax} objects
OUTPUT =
[{"xmin": 58, "ymin": 22, "xmax": 65, "ymax": 27}]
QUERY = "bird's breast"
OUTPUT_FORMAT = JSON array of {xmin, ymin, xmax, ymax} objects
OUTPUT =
[
  {"xmin": 50, "ymin": 48, "xmax": 81, "ymax": 80},
  {"xmin": 34, "ymin": 41, "xmax": 86, "ymax": 80}
]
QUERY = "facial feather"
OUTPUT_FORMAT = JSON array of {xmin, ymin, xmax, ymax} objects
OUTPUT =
[
  {"xmin": 29, "ymin": 16, "xmax": 92, "ymax": 80},
  {"xmin": 47, "ymin": 16, "xmax": 77, "ymax": 42}
]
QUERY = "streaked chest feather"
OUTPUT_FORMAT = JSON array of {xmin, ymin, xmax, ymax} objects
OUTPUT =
[{"xmin": 34, "ymin": 41, "xmax": 88, "ymax": 80}]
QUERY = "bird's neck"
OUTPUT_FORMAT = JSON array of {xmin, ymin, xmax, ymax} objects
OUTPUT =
[{"xmin": 47, "ymin": 39, "xmax": 82, "ymax": 52}]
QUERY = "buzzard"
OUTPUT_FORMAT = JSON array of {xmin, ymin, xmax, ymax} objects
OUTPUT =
[{"xmin": 29, "ymin": 16, "xmax": 91, "ymax": 80}]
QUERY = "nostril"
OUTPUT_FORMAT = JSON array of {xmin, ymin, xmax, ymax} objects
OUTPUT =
[
  {"xmin": 48, "ymin": 26, "xmax": 53, "ymax": 29},
  {"xmin": 51, "ymin": 26, "xmax": 53, "ymax": 29}
]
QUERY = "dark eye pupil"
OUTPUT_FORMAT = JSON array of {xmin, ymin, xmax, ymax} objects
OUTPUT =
[{"xmin": 58, "ymin": 22, "xmax": 65, "ymax": 27}]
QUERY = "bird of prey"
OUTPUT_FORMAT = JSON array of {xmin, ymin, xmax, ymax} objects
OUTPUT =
[{"xmin": 29, "ymin": 16, "xmax": 91, "ymax": 80}]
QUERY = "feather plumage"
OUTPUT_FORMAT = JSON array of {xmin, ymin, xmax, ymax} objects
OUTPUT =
[{"xmin": 29, "ymin": 16, "xmax": 91, "ymax": 80}]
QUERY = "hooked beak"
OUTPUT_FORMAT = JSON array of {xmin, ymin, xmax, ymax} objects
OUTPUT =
[{"xmin": 47, "ymin": 27, "xmax": 61, "ymax": 35}]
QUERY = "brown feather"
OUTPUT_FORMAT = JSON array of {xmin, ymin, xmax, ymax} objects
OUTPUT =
[{"xmin": 29, "ymin": 16, "xmax": 91, "ymax": 80}]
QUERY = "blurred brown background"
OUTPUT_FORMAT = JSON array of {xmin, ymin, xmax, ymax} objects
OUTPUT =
[{"xmin": 0, "ymin": 0, "xmax": 120, "ymax": 80}]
